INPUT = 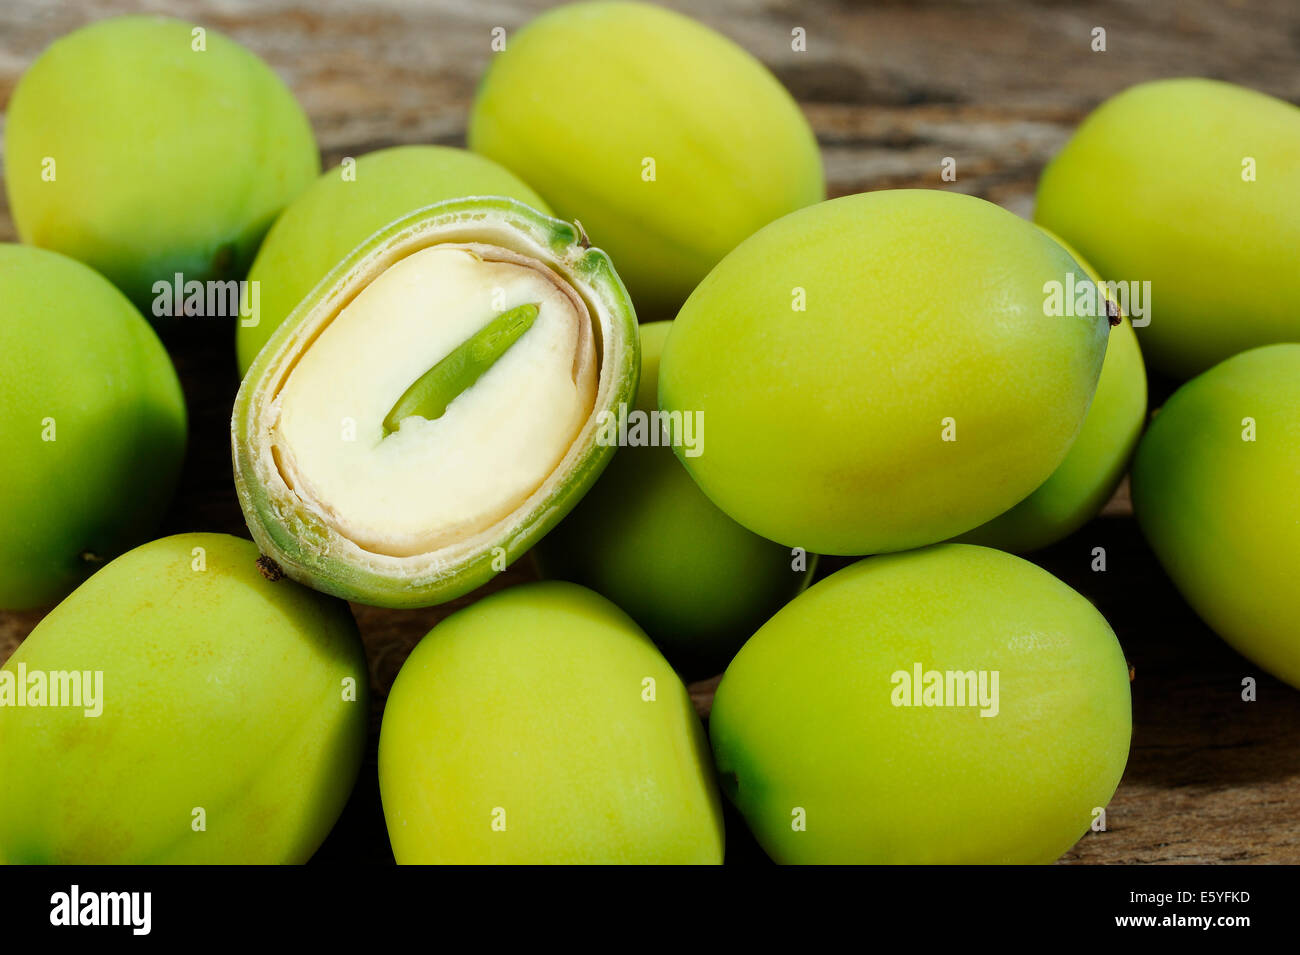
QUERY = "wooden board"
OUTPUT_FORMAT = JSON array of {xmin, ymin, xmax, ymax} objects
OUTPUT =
[{"xmin": 2, "ymin": 0, "xmax": 1298, "ymax": 865}]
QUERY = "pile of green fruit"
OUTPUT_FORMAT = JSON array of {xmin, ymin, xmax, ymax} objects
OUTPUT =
[{"xmin": 1, "ymin": 3, "xmax": 1297, "ymax": 865}]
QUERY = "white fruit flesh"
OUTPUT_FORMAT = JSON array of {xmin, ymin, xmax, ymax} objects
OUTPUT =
[{"xmin": 270, "ymin": 243, "xmax": 597, "ymax": 557}]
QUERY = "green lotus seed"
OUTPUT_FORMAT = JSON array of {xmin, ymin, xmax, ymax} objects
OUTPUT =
[{"xmin": 383, "ymin": 303, "xmax": 540, "ymax": 435}]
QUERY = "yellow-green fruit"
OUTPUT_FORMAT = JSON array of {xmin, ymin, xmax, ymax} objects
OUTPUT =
[
  {"xmin": 237, "ymin": 146, "xmax": 550, "ymax": 375},
  {"xmin": 379, "ymin": 581, "xmax": 724, "ymax": 863},
  {"xmin": 468, "ymin": 0, "xmax": 824, "ymax": 318},
  {"xmin": 959, "ymin": 236, "xmax": 1147, "ymax": 552},
  {"xmin": 1132, "ymin": 344, "xmax": 1300, "ymax": 688},
  {"xmin": 534, "ymin": 321, "xmax": 814, "ymax": 678},
  {"xmin": 5, "ymin": 15, "xmax": 319, "ymax": 311},
  {"xmin": 711, "ymin": 544, "xmax": 1132, "ymax": 864},
  {"xmin": 660, "ymin": 189, "xmax": 1109, "ymax": 556},
  {"xmin": 0, "ymin": 245, "xmax": 186, "ymax": 610},
  {"xmin": 233, "ymin": 198, "xmax": 639, "ymax": 608},
  {"xmin": 0, "ymin": 534, "xmax": 368, "ymax": 864},
  {"xmin": 1035, "ymin": 78, "xmax": 1300, "ymax": 378}
]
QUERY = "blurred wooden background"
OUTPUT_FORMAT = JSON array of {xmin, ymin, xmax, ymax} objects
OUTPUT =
[{"xmin": 2, "ymin": 0, "xmax": 1299, "ymax": 864}]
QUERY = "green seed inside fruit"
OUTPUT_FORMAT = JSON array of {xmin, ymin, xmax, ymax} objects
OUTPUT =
[
  {"xmin": 382, "ymin": 302, "xmax": 540, "ymax": 435},
  {"xmin": 233, "ymin": 197, "xmax": 640, "ymax": 609},
  {"xmin": 272, "ymin": 245, "xmax": 595, "ymax": 558}
]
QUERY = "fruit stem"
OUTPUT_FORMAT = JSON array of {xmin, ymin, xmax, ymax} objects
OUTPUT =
[{"xmin": 382, "ymin": 303, "xmax": 540, "ymax": 435}]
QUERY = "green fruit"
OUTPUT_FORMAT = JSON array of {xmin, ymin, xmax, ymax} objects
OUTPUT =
[
  {"xmin": 1132, "ymin": 344, "xmax": 1300, "ymax": 688},
  {"xmin": 236, "ymin": 145, "xmax": 550, "ymax": 375},
  {"xmin": 535, "ymin": 321, "xmax": 814, "ymax": 677},
  {"xmin": 959, "ymin": 234, "xmax": 1147, "ymax": 552},
  {"xmin": 468, "ymin": 0, "xmax": 824, "ymax": 318},
  {"xmin": 0, "ymin": 534, "xmax": 368, "ymax": 863},
  {"xmin": 378, "ymin": 580, "xmax": 724, "ymax": 863},
  {"xmin": 1035, "ymin": 78, "xmax": 1300, "ymax": 378},
  {"xmin": 5, "ymin": 15, "xmax": 319, "ymax": 311},
  {"xmin": 0, "ymin": 245, "xmax": 186, "ymax": 610},
  {"xmin": 233, "ymin": 197, "xmax": 639, "ymax": 608},
  {"xmin": 711, "ymin": 544, "xmax": 1132, "ymax": 864},
  {"xmin": 659, "ymin": 189, "xmax": 1109, "ymax": 556}
]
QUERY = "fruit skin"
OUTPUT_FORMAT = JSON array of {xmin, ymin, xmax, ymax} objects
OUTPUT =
[
  {"xmin": 959, "ymin": 235, "xmax": 1147, "ymax": 552},
  {"xmin": 1035, "ymin": 78, "xmax": 1300, "ymax": 379},
  {"xmin": 0, "ymin": 534, "xmax": 368, "ymax": 864},
  {"xmin": 1132, "ymin": 344, "xmax": 1300, "ymax": 688},
  {"xmin": 378, "ymin": 581, "xmax": 724, "ymax": 863},
  {"xmin": 534, "ymin": 321, "xmax": 814, "ymax": 678},
  {"xmin": 468, "ymin": 0, "xmax": 824, "ymax": 319},
  {"xmin": 5, "ymin": 15, "xmax": 319, "ymax": 312},
  {"xmin": 236, "ymin": 145, "xmax": 550, "ymax": 375},
  {"xmin": 659, "ymin": 189, "xmax": 1109, "ymax": 556},
  {"xmin": 233, "ymin": 197, "xmax": 640, "ymax": 609},
  {"xmin": 0, "ymin": 245, "xmax": 187, "ymax": 610},
  {"xmin": 710, "ymin": 543, "xmax": 1131, "ymax": 864}
]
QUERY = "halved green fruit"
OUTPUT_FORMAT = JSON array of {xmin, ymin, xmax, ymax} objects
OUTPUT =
[{"xmin": 232, "ymin": 197, "xmax": 639, "ymax": 608}]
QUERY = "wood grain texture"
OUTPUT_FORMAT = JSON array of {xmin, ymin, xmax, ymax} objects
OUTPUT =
[{"xmin": 2, "ymin": 0, "xmax": 1298, "ymax": 865}]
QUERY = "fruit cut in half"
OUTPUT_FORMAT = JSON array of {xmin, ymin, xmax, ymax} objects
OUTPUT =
[{"xmin": 232, "ymin": 197, "xmax": 639, "ymax": 608}]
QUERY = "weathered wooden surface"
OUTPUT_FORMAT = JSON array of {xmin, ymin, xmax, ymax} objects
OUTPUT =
[{"xmin": 2, "ymin": 0, "xmax": 1298, "ymax": 865}]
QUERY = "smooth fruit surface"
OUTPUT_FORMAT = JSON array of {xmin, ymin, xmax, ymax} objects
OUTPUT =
[
  {"xmin": 0, "ymin": 534, "xmax": 368, "ymax": 863},
  {"xmin": 237, "ymin": 145, "xmax": 550, "ymax": 375},
  {"xmin": 710, "ymin": 544, "xmax": 1132, "ymax": 864},
  {"xmin": 1035, "ymin": 78, "xmax": 1300, "ymax": 378},
  {"xmin": 379, "ymin": 581, "xmax": 724, "ymax": 863},
  {"xmin": 469, "ymin": 0, "xmax": 824, "ymax": 318},
  {"xmin": 0, "ymin": 244, "xmax": 186, "ymax": 610},
  {"xmin": 5, "ymin": 15, "xmax": 319, "ymax": 311},
  {"xmin": 959, "ymin": 235, "xmax": 1147, "ymax": 552},
  {"xmin": 659, "ymin": 189, "xmax": 1109, "ymax": 555},
  {"xmin": 535, "ymin": 321, "xmax": 813, "ymax": 678},
  {"xmin": 233, "ymin": 197, "xmax": 639, "ymax": 608},
  {"xmin": 1132, "ymin": 344, "xmax": 1300, "ymax": 688}
]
